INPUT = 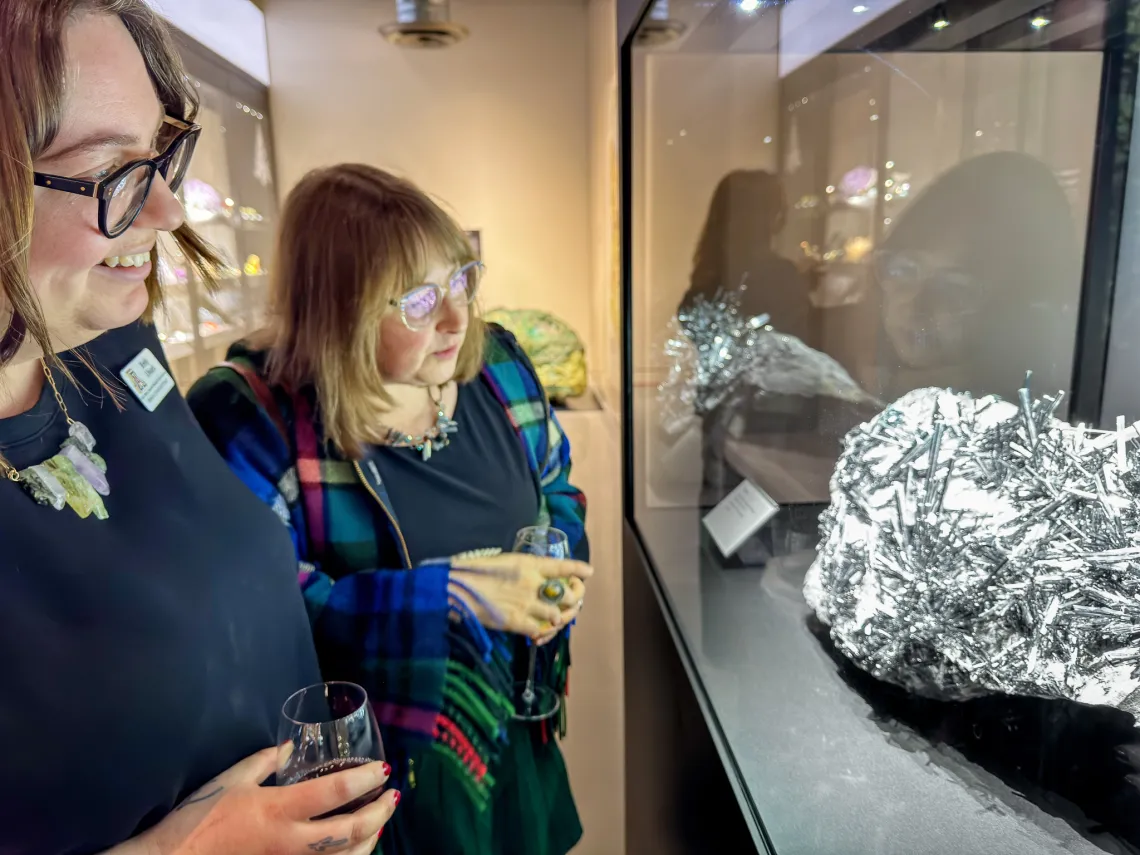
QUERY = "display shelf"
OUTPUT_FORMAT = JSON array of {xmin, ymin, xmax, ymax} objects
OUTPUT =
[
  {"xmin": 632, "ymin": 499, "xmax": 1135, "ymax": 855},
  {"xmin": 158, "ymin": 30, "xmax": 278, "ymax": 391}
]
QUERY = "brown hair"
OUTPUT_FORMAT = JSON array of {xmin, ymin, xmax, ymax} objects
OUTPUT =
[
  {"xmin": 0, "ymin": 0, "xmax": 223, "ymax": 374},
  {"xmin": 257, "ymin": 164, "xmax": 485, "ymax": 459}
]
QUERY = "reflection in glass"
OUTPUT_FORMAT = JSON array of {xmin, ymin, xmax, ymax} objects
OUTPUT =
[
  {"xmin": 628, "ymin": 0, "xmax": 1137, "ymax": 852},
  {"xmin": 872, "ymin": 151, "xmax": 1081, "ymax": 408}
]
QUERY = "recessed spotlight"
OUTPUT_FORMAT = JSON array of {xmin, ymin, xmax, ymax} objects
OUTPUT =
[
  {"xmin": 885, "ymin": 160, "xmax": 895, "ymax": 169},
  {"xmin": 975, "ymin": 129, "xmax": 984, "ymax": 137},
  {"xmin": 763, "ymin": 136, "xmax": 773, "ymax": 144},
  {"xmin": 933, "ymin": 17, "xmax": 950, "ymax": 29},
  {"xmin": 1030, "ymin": 15, "xmax": 1050, "ymax": 28},
  {"xmin": 870, "ymin": 113, "xmax": 879, "ymax": 121},
  {"xmin": 739, "ymin": 0, "xmax": 761, "ymax": 10},
  {"xmin": 853, "ymin": 4, "xmax": 870, "ymax": 12}
]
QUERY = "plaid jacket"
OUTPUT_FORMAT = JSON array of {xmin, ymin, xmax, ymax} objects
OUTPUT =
[{"xmin": 186, "ymin": 324, "xmax": 587, "ymax": 808}]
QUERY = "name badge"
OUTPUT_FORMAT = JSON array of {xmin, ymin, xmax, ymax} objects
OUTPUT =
[{"xmin": 120, "ymin": 348, "xmax": 175, "ymax": 412}]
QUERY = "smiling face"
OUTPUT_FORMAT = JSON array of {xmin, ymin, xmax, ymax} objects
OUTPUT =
[
  {"xmin": 25, "ymin": 12, "xmax": 185, "ymax": 356},
  {"xmin": 378, "ymin": 256, "xmax": 471, "ymax": 387}
]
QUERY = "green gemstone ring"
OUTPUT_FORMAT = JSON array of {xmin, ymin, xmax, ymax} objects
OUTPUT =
[{"xmin": 539, "ymin": 579, "xmax": 567, "ymax": 605}]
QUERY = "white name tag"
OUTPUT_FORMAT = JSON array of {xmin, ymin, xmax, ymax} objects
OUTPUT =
[
  {"xmin": 702, "ymin": 478, "xmax": 780, "ymax": 558},
  {"xmin": 120, "ymin": 348, "xmax": 175, "ymax": 412}
]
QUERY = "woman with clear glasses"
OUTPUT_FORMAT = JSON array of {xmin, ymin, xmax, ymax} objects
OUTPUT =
[
  {"xmin": 0, "ymin": 2, "xmax": 397, "ymax": 853},
  {"xmin": 188, "ymin": 163, "xmax": 593, "ymax": 855}
]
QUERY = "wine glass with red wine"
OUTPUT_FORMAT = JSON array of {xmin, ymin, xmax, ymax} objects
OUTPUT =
[{"xmin": 277, "ymin": 681, "xmax": 387, "ymax": 818}]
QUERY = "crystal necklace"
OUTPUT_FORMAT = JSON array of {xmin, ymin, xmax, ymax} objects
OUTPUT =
[
  {"xmin": 378, "ymin": 384, "xmax": 458, "ymax": 461},
  {"xmin": 0, "ymin": 361, "xmax": 110, "ymax": 519}
]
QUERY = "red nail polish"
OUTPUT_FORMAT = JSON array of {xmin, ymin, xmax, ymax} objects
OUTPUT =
[
  {"xmin": 381, "ymin": 762, "xmax": 391, "ymax": 776},
  {"xmin": 392, "ymin": 789, "xmax": 402, "ymax": 807}
]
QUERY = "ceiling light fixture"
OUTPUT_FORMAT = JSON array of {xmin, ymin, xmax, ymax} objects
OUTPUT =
[
  {"xmin": 932, "ymin": 2, "xmax": 950, "ymax": 29},
  {"xmin": 1030, "ymin": 15, "xmax": 1050, "ymax": 28},
  {"xmin": 739, "ymin": 0, "xmax": 762, "ymax": 11},
  {"xmin": 853, "ymin": 4, "xmax": 870, "ymax": 12}
]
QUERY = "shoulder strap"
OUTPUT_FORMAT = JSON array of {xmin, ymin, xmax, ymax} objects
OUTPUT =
[{"xmin": 219, "ymin": 360, "xmax": 290, "ymax": 448}]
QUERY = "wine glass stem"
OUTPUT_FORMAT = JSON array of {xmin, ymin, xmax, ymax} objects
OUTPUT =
[{"xmin": 523, "ymin": 643, "xmax": 538, "ymax": 714}]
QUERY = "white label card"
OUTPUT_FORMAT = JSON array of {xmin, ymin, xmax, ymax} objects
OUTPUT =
[
  {"xmin": 120, "ymin": 348, "xmax": 175, "ymax": 412},
  {"xmin": 702, "ymin": 478, "xmax": 781, "ymax": 558}
]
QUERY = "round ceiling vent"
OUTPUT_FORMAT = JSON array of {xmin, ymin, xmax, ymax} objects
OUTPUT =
[
  {"xmin": 635, "ymin": 0, "xmax": 687, "ymax": 46},
  {"xmin": 380, "ymin": 20, "xmax": 469, "ymax": 48},
  {"xmin": 382, "ymin": 0, "xmax": 468, "ymax": 49},
  {"xmin": 634, "ymin": 18, "xmax": 687, "ymax": 46}
]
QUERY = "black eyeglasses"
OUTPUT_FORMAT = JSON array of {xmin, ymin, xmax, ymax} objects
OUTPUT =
[{"xmin": 33, "ymin": 116, "xmax": 200, "ymax": 239}]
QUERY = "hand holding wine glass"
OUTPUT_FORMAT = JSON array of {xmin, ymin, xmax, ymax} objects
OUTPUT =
[
  {"xmin": 110, "ymin": 744, "xmax": 396, "ymax": 855},
  {"xmin": 448, "ymin": 548, "xmax": 592, "ymax": 639},
  {"xmin": 510, "ymin": 525, "xmax": 575, "ymax": 721}
]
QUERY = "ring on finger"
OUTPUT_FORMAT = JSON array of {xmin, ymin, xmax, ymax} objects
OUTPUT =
[{"xmin": 539, "ymin": 578, "xmax": 567, "ymax": 605}]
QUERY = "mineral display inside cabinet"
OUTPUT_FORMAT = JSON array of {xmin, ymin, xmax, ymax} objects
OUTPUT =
[
  {"xmin": 484, "ymin": 308, "xmax": 587, "ymax": 402},
  {"xmin": 657, "ymin": 286, "xmax": 878, "ymax": 437},
  {"xmin": 804, "ymin": 374, "xmax": 1140, "ymax": 716}
]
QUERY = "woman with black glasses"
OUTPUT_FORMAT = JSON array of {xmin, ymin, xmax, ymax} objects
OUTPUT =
[{"xmin": 0, "ymin": 2, "xmax": 398, "ymax": 853}]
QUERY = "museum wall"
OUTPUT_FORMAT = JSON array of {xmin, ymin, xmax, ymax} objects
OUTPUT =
[
  {"xmin": 262, "ymin": 0, "xmax": 597, "ymax": 376},
  {"xmin": 588, "ymin": 0, "xmax": 623, "ymax": 414}
]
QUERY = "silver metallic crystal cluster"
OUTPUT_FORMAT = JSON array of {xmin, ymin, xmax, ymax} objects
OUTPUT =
[
  {"xmin": 805, "ymin": 380, "xmax": 1140, "ymax": 713},
  {"xmin": 658, "ymin": 288, "xmax": 877, "ymax": 436}
]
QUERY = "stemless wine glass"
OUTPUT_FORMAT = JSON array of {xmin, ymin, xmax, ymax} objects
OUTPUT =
[
  {"xmin": 512, "ymin": 525, "xmax": 570, "ymax": 722},
  {"xmin": 278, "ymin": 681, "xmax": 387, "ymax": 819}
]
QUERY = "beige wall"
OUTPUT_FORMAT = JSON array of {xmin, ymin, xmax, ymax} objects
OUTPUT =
[
  {"xmin": 263, "ymin": 0, "xmax": 595, "ymax": 368},
  {"xmin": 587, "ymin": 0, "xmax": 622, "ymax": 413}
]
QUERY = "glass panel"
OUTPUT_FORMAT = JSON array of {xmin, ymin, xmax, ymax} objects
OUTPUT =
[
  {"xmin": 155, "ymin": 65, "xmax": 278, "ymax": 390},
  {"xmin": 629, "ymin": 1, "xmax": 1136, "ymax": 852}
]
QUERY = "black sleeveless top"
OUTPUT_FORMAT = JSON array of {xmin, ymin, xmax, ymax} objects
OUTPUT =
[{"xmin": 0, "ymin": 322, "xmax": 321, "ymax": 855}]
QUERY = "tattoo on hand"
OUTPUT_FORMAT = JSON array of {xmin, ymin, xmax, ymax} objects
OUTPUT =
[
  {"xmin": 308, "ymin": 837, "xmax": 350, "ymax": 852},
  {"xmin": 175, "ymin": 785, "xmax": 225, "ymax": 811}
]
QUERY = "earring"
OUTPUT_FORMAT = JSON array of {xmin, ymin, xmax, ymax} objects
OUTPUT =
[{"xmin": 0, "ymin": 310, "xmax": 26, "ymax": 365}]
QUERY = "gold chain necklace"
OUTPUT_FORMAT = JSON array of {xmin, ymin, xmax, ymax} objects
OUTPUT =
[{"xmin": 0, "ymin": 360, "xmax": 110, "ymax": 519}]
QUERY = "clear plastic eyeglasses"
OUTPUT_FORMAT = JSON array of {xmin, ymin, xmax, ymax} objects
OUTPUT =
[{"xmin": 390, "ymin": 260, "xmax": 484, "ymax": 331}]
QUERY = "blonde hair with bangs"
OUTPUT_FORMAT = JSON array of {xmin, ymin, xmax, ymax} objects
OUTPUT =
[{"xmin": 258, "ymin": 163, "xmax": 485, "ymax": 459}]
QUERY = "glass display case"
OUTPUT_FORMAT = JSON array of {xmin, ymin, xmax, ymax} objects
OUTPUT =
[
  {"xmin": 157, "ymin": 34, "xmax": 278, "ymax": 390},
  {"xmin": 623, "ymin": 0, "xmax": 1140, "ymax": 852}
]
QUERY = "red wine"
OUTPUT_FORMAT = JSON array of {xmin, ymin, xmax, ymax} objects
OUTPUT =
[{"xmin": 286, "ymin": 758, "xmax": 386, "ymax": 819}]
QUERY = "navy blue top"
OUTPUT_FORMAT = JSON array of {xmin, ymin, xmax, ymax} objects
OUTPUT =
[
  {"xmin": 369, "ymin": 378, "xmax": 541, "ymax": 564},
  {"xmin": 0, "ymin": 322, "xmax": 321, "ymax": 855}
]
